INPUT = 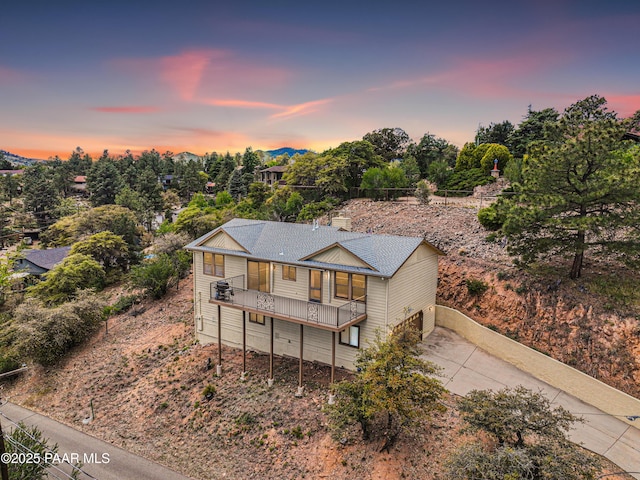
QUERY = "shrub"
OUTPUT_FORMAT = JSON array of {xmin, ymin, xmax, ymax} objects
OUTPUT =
[
  {"xmin": 0, "ymin": 353, "xmax": 20, "ymax": 374},
  {"xmin": 28, "ymin": 253, "xmax": 106, "ymax": 306},
  {"xmin": 130, "ymin": 254, "xmax": 176, "ymax": 299},
  {"xmin": 5, "ymin": 422, "xmax": 81, "ymax": 479},
  {"xmin": 108, "ymin": 294, "xmax": 139, "ymax": 315},
  {"xmin": 414, "ymin": 179, "xmax": 431, "ymax": 204},
  {"xmin": 297, "ymin": 199, "xmax": 338, "ymax": 222},
  {"xmin": 14, "ymin": 292, "xmax": 106, "ymax": 365},
  {"xmin": 465, "ymin": 278, "xmax": 489, "ymax": 296},
  {"xmin": 441, "ymin": 168, "xmax": 495, "ymax": 195},
  {"xmin": 477, "ymin": 206, "xmax": 504, "ymax": 231},
  {"xmin": 202, "ymin": 384, "xmax": 216, "ymax": 400}
]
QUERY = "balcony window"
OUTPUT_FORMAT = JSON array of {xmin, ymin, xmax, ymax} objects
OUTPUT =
[
  {"xmin": 204, "ymin": 253, "xmax": 224, "ymax": 277},
  {"xmin": 334, "ymin": 272, "xmax": 366, "ymax": 301},
  {"xmin": 282, "ymin": 265, "xmax": 296, "ymax": 281},
  {"xmin": 339, "ymin": 325, "xmax": 360, "ymax": 348},
  {"xmin": 248, "ymin": 261, "xmax": 270, "ymax": 292}
]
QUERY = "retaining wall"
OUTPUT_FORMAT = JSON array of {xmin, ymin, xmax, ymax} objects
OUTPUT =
[{"xmin": 435, "ymin": 305, "xmax": 640, "ymax": 428}]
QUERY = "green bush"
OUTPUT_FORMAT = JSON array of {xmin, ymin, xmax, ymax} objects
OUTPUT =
[
  {"xmin": 0, "ymin": 353, "xmax": 20, "ymax": 374},
  {"xmin": 414, "ymin": 180, "xmax": 431, "ymax": 204},
  {"xmin": 477, "ymin": 206, "xmax": 504, "ymax": 231},
  {"xmin": 440, "ymin": 168, "xmax": 494, "ymax": 195},
  {"xmin": 27, "ymin": 253, "xmax": 106, "ymax": 306},
  {"xmin": 297, "ymin": 199, "xmax": 338, "ymax": 221},
  {"xmin": 108, "ymin": 294, "xmax": 139, "ymax": 315},
  {"xmin": 466, "ymin": 278, "xmax": 489, "ymax": 296},
  {"xmin": 130, "ymin": 255, "xmax": 174, "ymax": 299},
  {"xmin": 202, "ymin": 384, "xmax": 216, "ymax": 400},
  {"xmin": 14, "ymin": 292, "xmax": 106, "ymax": 366}
]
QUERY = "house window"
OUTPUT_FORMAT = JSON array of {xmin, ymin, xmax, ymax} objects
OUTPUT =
[
  {"xmin": 249, "ymin": 313, "xmax": 266, "ymax": 325},
  {"xmin": 309, "ymin": 270, "xmax": 322, "ymax": 302},
  {"xmin": 334, "ymin": 272, "xmax": 366, "ymax": 301},
  {"xmin": 248, "ymin": 261, "xmax": 270, "ymax": 292},
  {"xmin": 339, "ymin": 325, "xmax": 360, "ymax": 348},
  {"xmin": 282, "ymin": 265, "xmax": 296, "ymax": 281},
  {"xmin": 204, "ymin": 253, "xmax": 224, "ymax": 277}
]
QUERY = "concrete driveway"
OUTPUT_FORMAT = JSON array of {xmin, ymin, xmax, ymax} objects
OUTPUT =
[{"xmin": 421, "ymin": 327, "xmax": 640, "ymax": 479}]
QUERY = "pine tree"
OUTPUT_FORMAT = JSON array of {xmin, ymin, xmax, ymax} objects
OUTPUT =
[{"xmin": 502, "ymin": 95, "xmax": 640, "ymax": 279}]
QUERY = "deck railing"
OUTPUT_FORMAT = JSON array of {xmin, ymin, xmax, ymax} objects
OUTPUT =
[{"xmin": 210, "ymin": 275, "xmax": 366, "ymax": 329}]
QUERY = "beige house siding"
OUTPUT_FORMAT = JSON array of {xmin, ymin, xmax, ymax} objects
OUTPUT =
[
  {"xmin": 272, "ymin": 264, "xmax": 308, "ymax": 300},
  {"xmin": 387, "ymin": 244, "xmax": 439, "ymax": 335},
  {"xmin": 192, "ymin": 242, "xmax": 437, "ymax": 371},
  {"xmin": 310, "ymin": 247, "xmax": 371, "ymax": 269},
  {"xmin": 203, "ymin": 231, "xmax": 246, "ymax": 251}
]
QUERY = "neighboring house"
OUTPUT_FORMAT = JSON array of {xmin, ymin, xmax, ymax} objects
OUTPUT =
[
  {"xmin": 14, "ymin": 246, "xmax": 71, "ymax": 276},
  {"xmin": 623, "ymin": 131, "xmax": 640, "ymax": 142},
  {"xmin": 160, "ymin": 174, "xmax": 177, "ymax": 190},
  {"xmin": 185, "ymin": 218, "xmax": 444, "ymax": 390},
  {"xmin": 259, "ymin": 165, "xmax": 287, "ymax": 186},
  {"xmin": 0, "ymin": 169, "xmax": 24, "ymax": 176},
  {"xmin": 71, "ymin": 175, "xmax": 87, "ymax": 195}
]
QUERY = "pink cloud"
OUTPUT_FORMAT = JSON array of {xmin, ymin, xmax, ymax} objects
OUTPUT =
[
  {"xmin": 113, "ymin": 48, "xmax": 292, "ymax": 103},
  {"xmin": 202, "ymin": 98, "xmax": 282, "ymax": 109},
  {"xmin": 0, "ymin": 66, "xmax": 25, "ymax": 83},
  {"xmin": 269, "ymin": 98, "xmax": 333, "ymax": 120},
  {"xmin": 90, "ymin": 106, "xmax": 161, "ymax": 114},
  {"xmin": 201, "ymin": 96, "xmax": 334, "ymax": 120},
  {"xmin": 159, "ymin": 49, "xmax": 224, "ymax": 101},
  {"xmin": 367, "ymin": 53, "xmax": 565, "ymax": 99},
  {"xmin": 603, "ymin": 94, "xmax": 640, "ymax": 117}
]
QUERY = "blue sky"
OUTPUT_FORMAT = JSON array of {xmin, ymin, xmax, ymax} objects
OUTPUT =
[{"xmin": 1, "ymin": 0, "xmax": 638, "ymax": 159}]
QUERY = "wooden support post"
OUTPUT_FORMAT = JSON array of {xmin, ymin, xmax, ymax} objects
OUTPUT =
[
  {"xmin": 328, "ymin": 331, "xmax": 337, "ymax": 405},
  {"xmin": 217, "ymin": 304, "xmax": 222, "ymax": 376},
  {"xmin": 241, "ymin": 311, "xmax": 247, "ymax": 380},
  {"xmin": 269, "ymin": 317, "xmax": 274, "ymax": 384},
  {"xmin": 296, "ymin": 324, "xmax": 304, "ymax": 396},
  {"xmin": 331, "ymin": 331, "xmax": 336, "ymax": 385}
]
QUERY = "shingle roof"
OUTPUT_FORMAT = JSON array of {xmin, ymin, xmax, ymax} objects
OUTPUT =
[
  {"xmin": 185, "ymin": 218, "xmax": 443, "ymax": 278},
  {"xmin": 23, "ymin": 247, "xmax": 71, "ymax": 271},
  {"xmin": 260, "ymin": 166, "xmax": 287, "ymax": 173}
]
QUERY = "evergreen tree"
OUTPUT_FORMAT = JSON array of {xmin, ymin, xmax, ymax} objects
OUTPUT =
[
  {"xmin": 21, "ymin": 164, "xmax": 60, "ymax": 225},
  {"xmin": 326, "ymin": 325, "xmax": 446, "ymax": 452},
  {"xmin": 409, "ymin": 133, "xmax": 459, "ymax": 175},
  {"xmin": 509, "ymin": 106, "xmax": 559, "ymax": 159},
  {"xmin": 227, "ymin": 167, "xmax": 246, "ymax": 200},
  {"xmin": 448, "ymin": 386, "xmax": 600, "ymax": 480},
  {"xmin": 87, "ymin": 157, "xmax": 123, "ymax": 206},
  {"xmin": 241, "ymin": 146, "xmax": 260, "ymax": 184},
  {"xmin": 502, "ymin": 95, "xmax": 640, "ymax": 278},
  {"xmin": 475, "ymin": 120, "xmax": 515, "ymax": 149}
]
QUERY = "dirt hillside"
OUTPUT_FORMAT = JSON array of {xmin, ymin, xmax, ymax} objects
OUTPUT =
[
  {"xmin": 337, "ymin": 199, "xmax": 640, "ymax": 398},
  {"xmin": 2, "ymin": 198, "xmax": 637, "ymax": 479}
]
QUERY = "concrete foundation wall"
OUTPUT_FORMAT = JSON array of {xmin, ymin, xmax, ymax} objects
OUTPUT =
[{"xmin": 435, "ymin": 305, "xmax": 640, "ymax": 429}]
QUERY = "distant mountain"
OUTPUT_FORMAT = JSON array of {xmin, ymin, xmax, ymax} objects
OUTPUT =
[
  {"xmin": 0, "ymin": 150, "xmax": 41, "ymax": 167},
  {"xmin": 264, "ymin": 147, "xmax": 309, "ymax": 158},
  {"xmin": 172, "ymin": 152, "xmax": 202, "ymax": 163}
]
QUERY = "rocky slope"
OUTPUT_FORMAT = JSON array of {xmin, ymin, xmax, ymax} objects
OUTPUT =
[{"xmin": 336, "ymin": 199, "xmax": 640, "ymax": 398}]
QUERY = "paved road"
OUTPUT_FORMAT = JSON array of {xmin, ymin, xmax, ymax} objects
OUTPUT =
[
  {"xmin": 0, "ymin": 401, "xmax": 193, "ymax": 480},
  {"xmin": 422, "ymin": 327, "xmax": 640, "ymax": 479}
]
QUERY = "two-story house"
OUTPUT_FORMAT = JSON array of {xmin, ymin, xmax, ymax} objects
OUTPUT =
[
  {"xmin": 259, "ymin": 165, "xmax": 287, "ymax": 186},
  {"xmin": 185, "ymin": 218, "xmax": 443, "ymax": 391}
]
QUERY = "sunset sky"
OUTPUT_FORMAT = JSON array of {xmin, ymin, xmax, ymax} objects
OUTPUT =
[{"xmin": 1, "ymin": 0, "xmax": 639, "ymax": 159}]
